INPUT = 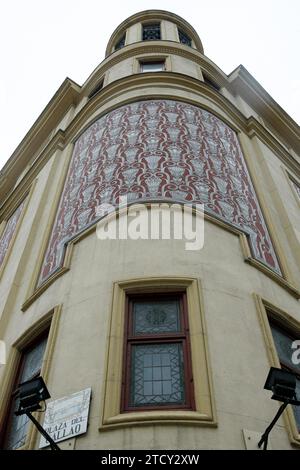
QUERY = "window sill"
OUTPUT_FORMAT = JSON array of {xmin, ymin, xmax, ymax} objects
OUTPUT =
[{"xmin": 100, "ymin": 409, "xmax": 217, "ymax": 431}]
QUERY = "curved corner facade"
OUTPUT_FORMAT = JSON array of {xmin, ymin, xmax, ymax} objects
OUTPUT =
[{"xmin": 0, "ymin": 10, "xmax": 300, "ymax": 450}]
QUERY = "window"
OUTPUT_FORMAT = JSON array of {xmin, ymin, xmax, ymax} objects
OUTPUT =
[
  {"xmin": 100, "ymin": 278, "xmax": 216, "ymax": 429},
  {"xmin": 115, "ymin": 34, "xmax": 126, "ymax": 51},
  {"xmin": 1, "ymin": 333, "xmax": 48, "ymax": 449},
  {"xmin": 178, "ymin": 29, "xmax": 192, "ymax": 47},
  {"xmin": 122, "ymin": 293, "xmax": 194, "ymax": 411},
  {"xmin": 140, "ymin": 61, "xmax": 165, "ymax": 73},
  {"xmin": 88, "ymin": 79, "xmax": 104, "ymax": 99},
  {"xmin": 142, "ymin": 23, "xmax": 161, "ymax": 41},
  {"xmin": 202, "ymin": 73, "xmax": 220, "ymax": 92},
  {"xmin": 269, "ymin": 320, "xmax": 300, "ymax": 431},
  {"xmin": 290, "ymin": 177, "xmax": 300, "ymax": 201},
  {"xmin": 0, "ymin": 198, "xmax": 26, "ymax": 271},
  {"xmin": 255, "ymin": 295, "xmax": 300, "ymax": 445}
]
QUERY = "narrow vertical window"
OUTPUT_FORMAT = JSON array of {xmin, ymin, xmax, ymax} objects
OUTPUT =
[
  {"xmin": 115, "ymin": 34, "xmax": 126, "ymax": 51},
  {"xmin": 142, "ymin": 23, "xmax": 161, "ymax": 41},
  {"xmin": 88, "ymin": 79, "xmax": 104, "ymax": 99},
  {"xmin": 269, "ymin": 320, "xmax": 300, "ymax": 431},
  {"xmin": 178, "ymin": 29, "xmax": 192, "ymax": 47},
  {"xmin": 1, "ymin": 333, "xmax": 48, "ymax": 449},
  {"xmin": 122, "ymin": 293, "xmax": 194, "ymax": 411},
  {"xmin": 0, "ymin": 199, "xmax": 26, "ymax": 269},
  {"xmin": 290, "ymin": 178, "xmax": 300, "ymax": 201},
  {"xmin": 202, "ymin": 73, "xmax": 220, "ymax": 92}
]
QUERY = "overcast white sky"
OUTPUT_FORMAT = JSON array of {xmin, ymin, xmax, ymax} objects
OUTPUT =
[{"xmin": 0, "ymin": 0, "xmax": 299, "ymax": 172}]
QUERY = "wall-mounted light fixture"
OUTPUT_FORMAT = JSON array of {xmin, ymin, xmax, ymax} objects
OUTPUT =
[
  {"xmin": 15, "ymin": 376, "xmax": 60, "ymax": 450},
  {"xmin": 258, "ymin": 367, "xmax": 300, "ymax": 450}
]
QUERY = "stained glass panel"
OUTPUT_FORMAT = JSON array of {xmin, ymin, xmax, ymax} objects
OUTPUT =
[
  {"xmin": 133, "ymin": 300, "xmax": 180, "ymax": 335},
  {"xmin": 130, "ymin": 343, "xmax": 184, "ymax": 407}
]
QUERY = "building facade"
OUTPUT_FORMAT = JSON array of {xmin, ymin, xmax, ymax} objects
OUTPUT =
[{"xmin": 0, "ymin": 10, "xmax": 299, "ymax": 450}]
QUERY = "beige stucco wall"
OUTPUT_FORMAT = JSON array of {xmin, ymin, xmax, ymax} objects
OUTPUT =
[
  {"xmin": 0, "ymin": 11, "xmax": 299, "ymax": 451},
  {"xmin": 1, "ymin": 212, "xmax": 298, "ymax": 449}
]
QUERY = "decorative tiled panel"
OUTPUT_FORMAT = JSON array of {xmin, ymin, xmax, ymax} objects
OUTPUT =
[
  {"xmin": 0, "ymin": 199, "xmax": 26, "ymax": 268},
  {"xmin": 38, "ymin": 100, "xmax": 281, "ymax": 285}
]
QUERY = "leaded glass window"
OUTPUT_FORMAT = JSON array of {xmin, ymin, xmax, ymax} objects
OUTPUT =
[
  {"xmin": 133, "ymin": 300, "xmax": 180, "ymax": 335},
  {"xmin": 131, "ymin": 343, "xmax": 184, "ymax": 407},
  {"xmin": 142, "ymin": 23, "xmax": 161, "ymax": 41},
  {"xmin": 2, "ymin": 334, "xmax": 48, "ymax": 449},
  {"xmin": 178, "ymin": 29, "xmax": 192, "ymax": 47},
  {"xmin": 115, "ymin": 34, "xmax": 125, "ymax": 50},
  {"xmin": 122, "ymin": 294, "xmax": 194, "ymax": 411},
  {"xmin": 269, "ymin": 320, "xmax": 300, "ymax": 431}
]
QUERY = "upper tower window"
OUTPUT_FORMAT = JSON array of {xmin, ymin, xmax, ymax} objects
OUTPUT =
[
  {"xmin": 142, "ymin": 23, "xmax": 161, "ymax": 41},
  {"xmin": 203, "ymin": 73, "xmax": 221, "ymax": 92},
  {"xmin": 140, "ymin": 61, "xmax": 165, "ymax": 73},
  {"xmin": 115, "ymin": 34, "xmax": 126, "ymax": 51},
  {"xmin": 178, "ymin": 29, "xmax": 192, "ymax": 47},
  {"xmin": 88, "ymin": 79, "xmax": 104, "ymax": 99}
]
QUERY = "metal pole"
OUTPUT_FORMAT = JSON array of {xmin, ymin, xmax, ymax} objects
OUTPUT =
[
  {"xmin": 258, "ymin": 402, "xmax": 288, "ymax": 450},
  {"xmin": 26, "ymin": 411, "xmax": 61, "ymax": 451}
]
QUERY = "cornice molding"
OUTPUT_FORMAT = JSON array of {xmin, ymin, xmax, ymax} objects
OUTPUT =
[
  {"xmin": 0, "ymin": 130, "xmax": 66, "ymax": 215},
  {"xmin": 0, "ymin": 79, "xmax": 80, "ymax": 201},
  {"xmin": 247, "ymin": 118, "xmax": 300, "ymax": 175},
  {"xmin": 1, "ymin": 73, "xmax": 299, "ymax": 213},
  {"xmin": 83, "ymin": 42, "xmax": 227, "ymax": 96},
  {"xmin": 228, "ymin": 65, "xmax": 300, "ymax": 155}
]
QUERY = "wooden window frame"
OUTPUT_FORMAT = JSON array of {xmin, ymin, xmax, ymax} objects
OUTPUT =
[
  {"xmin": 254, "ymin": 294, "xmax": 300, "ymax": 446},
  {"xmin": 121, "ymin": 292, "xmax": 195, "ymax": 412},
  {"xmin": 99, "ymin": 277, "xmax": 217, "ymax": 431},
  {"xmin": 0, "ymin": 330, "xmax": 49, "ymax": 449},
  {"xmin": 0, "ymin": 306, "xmax": 62, "ymax": 450}
]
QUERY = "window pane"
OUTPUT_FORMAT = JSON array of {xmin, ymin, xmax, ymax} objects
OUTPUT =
[
  {"xmin": 133, "ymin": 299, "xmax": 180, "ymax": 335},
  {"xmin": 140, "ymin": 62, "xmax": 164, "ymax": 73},
  {"xmin": 115, "ymin": 34, "xmax": 125, "ymax": 50},
  {"xmin": 5, "ymin": 336, "xmax": 48, "ymax": 449},
  {"xmin": 130, "ymin": 343, "xmax": 185, "ymax": 407},
  {"xmin": 20, "ymin": 337, "xmax": 48, "ymax": 382},
  {"xmin": 270, "ymin": 324, "xmax": 298, "ymax": 370},
  {"xmin": 178, "ymin": 29, "xmax": 192, "ymax": 47},
  {"xmin": 142, "ymin": 23, "xmax": 161, "ymax": 41}
]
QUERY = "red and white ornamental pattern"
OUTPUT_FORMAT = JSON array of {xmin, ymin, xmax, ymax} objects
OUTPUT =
[
  {"xmin": 38, "ymin": 100, "xmax": 281, "ymax": 285},
  {"xmin": 0, "ymin": 199, "xmax": 26, "ymax": 268}
]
